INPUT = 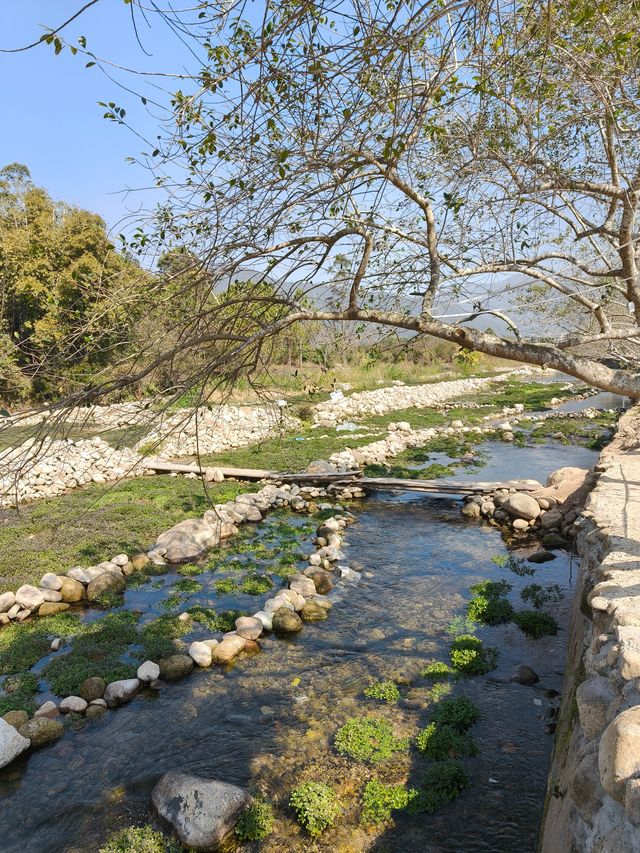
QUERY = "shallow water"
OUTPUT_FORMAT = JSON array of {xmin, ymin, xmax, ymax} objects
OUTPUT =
[{"xmin": 0, "ymin": 443, "xmax": 591, "ymax": 853}]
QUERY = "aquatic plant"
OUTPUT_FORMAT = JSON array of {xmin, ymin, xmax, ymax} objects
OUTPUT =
[
  {"xmin": 235, "ymin": 799, "xmax": 275, "ymax": 841},
  {"xmin": 289, "ymin": 782, "xmax": 340, "ymax": 837},
  {"xmin": 467, "ymin": 579, "xmax": 514, "ymax": 626},
  {"xmin": 175, "ymin": 563, "xmax": 203, "ymax": 577},
  {"xmin": 364, "ymin": 680, "xmax": 401, "ymax": 704},
  {"xmin": 99, "ymin": 825, "xmax": 181, "ymax": 852},
  {"xmin": 421, "ymin": 662, "xmax": 455, "ymax": 681},
  {"xmin": 513, "ymin": 609, "xmax": 559, "ymax": 638},
  {"xmin": 360, "ymin": 780, "xmax": 415, "ymax": 825},
  {"xmin": 241, "ymin": 574, "xmax": 273, "ymax": 595},
  {"xmin": 449, "ymin": 635, "xmax": 498, "ymax": 675},
  {"xmin": 334, "ymin": 716, "xmax": 409, "ymax": 764},
  {"xmin": 431, "ymin": 695, "xmax": 480, "ymax": 732},
  {"xmin": 186, "ymin": 607, "xmax": 245, "ymax": 633},
  {"xmin": 492, "ymin": 554, "xmax": 536, "ymax": 576},
  {"xmin": 410, "ymin": 760, "xmax": 471, "ymax": 814},
  {"xmin": 416, "ymin": 722, "xmax": 478, "ymax": 760},
  {"xmin": 214, "ymin": 577, "xmax": 239, "ymax": 595},
  {"xmin": 445, "ymin": 616, "xmax": 479, "ymax": 637},
  {"xmin": 0, "ymin": 671, "xmax": 39, "ymax": 716},
  {"xmin": 0, "ymin": 611, "xmax": 80, "ymax": 674},
  {"xmin": 520, "ymin": 583, "xmax": 563, "ymax": 610},
  {"xmin": 173, "ymin": 578, "xmax": 202, "ymax": 594}
]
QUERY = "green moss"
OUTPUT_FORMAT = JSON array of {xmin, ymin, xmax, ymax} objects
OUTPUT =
[
  {"xmin": 289, "ymin": 782, "xmax": 341, "ymax": 837},
  {"xmin": 140, "ymin": 614, "xmax": 191, "ymax": 660},
  {"xmin": 360, "ymin": 780, "xmax": 415, "ymax": 825},
  {"xmin": 240, "ymin": 574, "xmax": 273, "ymax": 595},
  {"xmin": 214, "ymin": 577, "xmax": 240, "ymax": 595},
  {"xmin": 513, "ymin": 609, "xmax": 559, "ymax": 638},
  {"xmin": 416, "ymin": 722, "xmax": 478, "ymax": 759},
  {"xmin": 42, "ymin": 611, "xmax": 139, "ymax": 696},
  {"xmin": 0, "ymin": 671, "xmax": 39, "ymax": 716},
  {"xmin": 450, "ymin": 635, "xmax": 498, "ymax": 675},
  {"xmin": 173, "ymin": 578, "xmax": 203, "ymax": 595},
  {"xmin": 363, "ymin": 462, "xmax": 456, "ymax": 480},
  {"xmin": 176, "ymin": 563, "xmax": 204, "ymax": 577},
  {"xmin": 187, "ymin": 607, "xmax": 245, "ymax": 633},
  {"xmin": 364, "ymin": 680, "xmax": 401, "ymax": 705},
  {"xmin": 99, "ymin": 826, "xmax": 181, "ymax": 853},
  {"xmin": 0, "ymin": 612, "xmax": 81, "ymax": 674},
  {"xmin": 334, "ymin": 716, "xmax": 409, "ymax": 764},
  {"xmin": 410, "ymin": 760, "xmax": 471, "ymax": 814},
  {"xmin": 234, "ymin": 799, "xmax": 275, "ymax": 841},
  {"xmin": 521, "ymin": 583, "xmax": 563, "ymax": 609}
]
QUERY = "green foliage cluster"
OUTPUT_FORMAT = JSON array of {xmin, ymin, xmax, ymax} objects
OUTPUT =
[
  {"xmin": 140, "ymin": 614, "xmax": 191, "ymax": 660},
  {"xmin": 410, "ymin": 760, "xmax": 471, "ymax": 814},
  {"xmin": 241, "ymin": 573, "xmax": 273, "ymax": 595},
  {"xmin": 363, "ymin": 680, "xmax": 400, "ymax": 704},
  {"xmin": 467, "ymin": 579, "xmax": 514, "ymax": 626},
  {"xmin": 431, "ymin": 695, "xmax": 481, "ymax": 731},
  {"xmin": 187, "ymin": 607, "xmax": 245, "ymax": 633},
  {"xmin": 0, "ymin": 671, "xmax": 39, "ymax": 716},
  {"xmin": 214, "ymin": 577, "xmax": 239, "ymax": 595},
  {"xmin": 334, "ymin": 716, "xmax": 409, "ymax": 764},
  {"xmin": 99, "ymin": 826, "xmax": 181, "ymax": 853},
  {"xmin": 449, "ymin": 635, "xmax": 498, "ymax": 675},
  {"xmin": 360, "ymin": 780, "xmax": 415, "ymax": 825},
  {"xmin": 421, "ymin": 662, "xmax": 455, "ymax": 681},
  {"xmin": 289, "ymin": 782, "xmax": 340, "ymax": 837},
  {"xmin": 235, "ymin": 799, "xmax": 275, "ymax": 841},
  {"xmin": 0, "ymin": 612, "xmax": 80, "ymax": 674},
  {"xmin": 491, "ymin": 553, "xmax": 536, "ymax": 576},
  {"xmin": 173, "ymin": 578, "xmax": 203, "ymax": 594},
  {"xmin": 513, "ymin": 610, "xmax": 559, "ymax": 638},
  {"xmin": 521, "ymin": 583, "xmax": 563, "ymax": 609},
  {"xmin": 416, "ymin": 722, "xmax": 478, "ymax": 760},
  {"xmin": 42, "ymin": 611, "xmax": 138, "ymax": 695}
]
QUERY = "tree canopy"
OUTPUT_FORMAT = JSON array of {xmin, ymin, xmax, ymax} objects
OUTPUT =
[{"xmin": 4, "ymin": 0, "xmax": 640, "ymax": 398}]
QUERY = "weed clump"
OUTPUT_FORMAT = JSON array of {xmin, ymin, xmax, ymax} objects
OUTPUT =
[
  {"xmin": 449, "ymin": 635, "xmax": 498, "ymax": 675},
  {"xmin": 289, "ymin": 782, "xmax": 340, "ymax": 837},
  {"xmin": 416, "ymin": 722, "xmax": 478, "ymax": 760},
  {"xmin": 140, "ymin": 614, "xmax": 191, "ymax": 660},
  {"xmin": 364, "ymin": 680, "xmax": 401, "ymax": 705},
  {"xmin": 334, "ymin": 716, "xmax": 409, "ymax": 764},
  {"xmin": 410, "ymin": 760, "xmax": 471, "ymax": 814},
  {"xmin": 421, "ymin": 662, "xmax": 455, "ymax": 681},
  {"xmin": 99, "ymin": 826, "xmax": 181, "ymax": 852},
  {"xmin": 0, "ymin": 671, "xmax": 39, "ymax": 716},
  {"xmin": 521, "ymin": 583, "xmax": 563, "ymax": 609},
  {"xmin": 467, "ymin": 580, "xmax": 514, "ymax": 626},
  {"xmin": 235, "ymin": 799, "xmax": 275, "ymax": 841},
  {"xmin": 360, "ymin": 780, "xmax": 415, "ymax": 825},
  {"xmin": 513, "ymin": 609, "xmax": 558, "ymax": 638}
]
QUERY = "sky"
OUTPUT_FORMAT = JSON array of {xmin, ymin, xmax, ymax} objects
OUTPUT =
[{"xmin": 0, "ymin": 1, "xmax": 184, "ymax": 231}]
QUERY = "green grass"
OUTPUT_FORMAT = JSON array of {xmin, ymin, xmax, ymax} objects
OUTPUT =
[
  {"xmin": 360, "ymin": 780, "xmax": 414, "ymax": 825},
  {"xmin": 334, "ymin": 715, "xmax": 409, "ymax": 764},
  {"xmin": 0, "ymin": 612, "xmax": 82, "ymax": 674},
  {"xmin": 0, "ymin": 671, "xmax": 39, "ymax": 716},
  {"xmin": 457, "ymin": 380, "xmax": 572, "ymax": 411},
  {"xmin": 99, "ymin": 826, "xmax": 181, "ymax": 853},
  {"xmin": 0, "ymin": 476, "xmax": 249, "ymax": 590},
  {"xmin": 512, "ymin": 609, "xmax": 559, "ymax": 638},
  {"xmin": 140, "ymin": 614, "xmax": 192, "ymax": 660}
]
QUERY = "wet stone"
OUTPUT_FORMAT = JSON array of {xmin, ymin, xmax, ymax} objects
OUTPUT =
[
  {"xmin": 272, "ymin": 607, "xmax": 303, "ymax": 634},
  {"xmin": 79, "ymin": 677, "xmax": 106, "ymax": 703},
  {"xmin": 158, "ymin": 655, "xmax": 194, "ymax": 681},
  {"xmin": 18, "ymin": 717, "xmax": 64, "ymax": 747}
]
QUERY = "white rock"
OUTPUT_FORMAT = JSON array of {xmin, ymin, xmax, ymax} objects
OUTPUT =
[
  {"xmin": 90, "ymin": 698, "xmax": 108, "ymax": 708},
  {"xmin": 40, "ymin": 573, "xmax": 63, "ymax": 591},
  {"xmin": 59, "ymin": 696, "xmax": 88, "ymax": 714},
  {"xmin": 189, "ymin": 641, "xmax": 213, "ymax": 667},
  {"xmin": 0, "ymin": 592, "xmax": 16, "ymax": 613},
  {"xmin": 253, "ymin": 611, "xmax": 273, "ymax": 631},
  {"xmin": 111, "ymin": 554, "xmax": 129, "ymax": 567},
  {"xmin": 0, "ymin": 718, "xmax": 30, "ymax": 769},
  {"xmin": 15, "ymin": 585, "xmax": 45, "ymax": 610},
  {"xmin": 104, "ymin": 678, "xmax": 141, "ymax": 708},
  {"xmin": 137, "ymin": 660, "xmax": 161, "ymax": 682},
  {"xmin": 50, "ymin": 638, "xmax": 62, "ymax": 651},
  {"xmin": 67, "ymin": 567, "xmax": 92, "ymax": 584}
]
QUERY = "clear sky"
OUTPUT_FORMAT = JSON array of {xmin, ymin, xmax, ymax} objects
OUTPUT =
[{"xmin": 0, "ymin": 1, "xmax": 183, "ymax": 231}]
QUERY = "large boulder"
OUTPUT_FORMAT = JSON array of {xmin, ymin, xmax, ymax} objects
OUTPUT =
[
  {"xmin": 38, "ymin": 602, "xmax": 69, "ymax": 617},
  {"xmin": 151, "ymin": 771, "xmax": 251, "ymax": 851},
  {"xmin": 234, "ymin": 617, "xmax": 263, "ymax": 641},
  {"xmin": 86, "ymin": 572, "xmax": 126, "ymax": 602},
  {"xmin": 158, "ymin": 655, "xmax": 194, "ymax": 680},
  {"xmin": 154, "ymin": 518, "xmax": 221, "ymax": 562},
  {"xmin": 272, "ymin": 607, "xmax": 303, "ymax": 634},
  {"xmin": 212, "ymin": 635, "xmax": 246, "ymax": 664},
  {"xmin": 0, "ymin": 592, "xmax": 16, "ymax": 613},
  {"xmin": 104, "ymin": 678, "xmax": 141, "ymax": 708},
  {"xmin": 599, "ymin": 706, "xmax": 640, "ymax": 802},
  {"xmin": 18, "ymin": 717, "xmax": 64, "ymax": 748},
  {"xmin": 15, "ymin": 585, "xmax": 45, "ymax": 610},
  {"xmin": 79, "ymin": 677, "xmax": 106, "ymax": 703},
  {"xmin": 0, "ymin": 718, "xmax": 30, "ymax": 768},
  {"xmin": 502, "ymin": 493, "xmax": 541, "ymax": 521}
]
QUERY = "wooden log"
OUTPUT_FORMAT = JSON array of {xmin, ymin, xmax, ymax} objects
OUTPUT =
[{"xmin": 142, "ymin": 459, "xmax": 272, "ymax": 480}]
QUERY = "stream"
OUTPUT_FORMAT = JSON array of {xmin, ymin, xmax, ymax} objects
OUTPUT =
[{"xmin": 0, "ymin": 440, "xmax": 601, "ymax": 853}]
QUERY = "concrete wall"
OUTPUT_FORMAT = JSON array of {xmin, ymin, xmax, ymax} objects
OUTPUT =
[{"xmin": 540, "ymin": 405, "xmax": 640, "ymax": 853}]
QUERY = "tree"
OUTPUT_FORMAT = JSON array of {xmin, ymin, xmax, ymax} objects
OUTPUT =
[{"xmin": 5, "ymin": 0, "xmax": 640, "ymax": 399}]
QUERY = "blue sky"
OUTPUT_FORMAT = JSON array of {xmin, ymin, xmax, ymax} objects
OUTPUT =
[{"xmin": 0, "ymin": 1, "xmax": 182, "ymax": 231}]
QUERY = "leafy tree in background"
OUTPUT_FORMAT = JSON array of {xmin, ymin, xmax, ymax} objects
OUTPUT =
[{"xmin": 0, "ymin": 163, "xmax": 146, "ymax": 399}]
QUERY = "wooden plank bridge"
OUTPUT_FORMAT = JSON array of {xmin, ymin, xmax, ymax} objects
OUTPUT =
[{"xmin": 142, "ymin": 459, "xmax": 542, "ymax": 496}]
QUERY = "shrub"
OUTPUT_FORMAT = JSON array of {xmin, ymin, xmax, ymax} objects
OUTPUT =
[
  {"xmin": 364, "ymin": 680, "xmax": 400, "ymax": 705},
  {"xmin": 416, "ymin": 722, "xmax": 478, "ymax": 759},
  {"xmin": 467, "ymin": 595, "xmax": 514, "ymax": 626},
  {"xmin": 410, "ymin": 760, "xmax": 471, "ymax": 814},
  {"xmin": 360, "ymin": 780, "xmax": 414, "ymax": 825},
  {"xmin": 431, "ymin": 695, "xmax": 480, "ymax": 732},
  {"xmin": 235, "ymin": 799, "xmax": 275, "ymax": 841},
  {"xmin": 334, "ymin": 716, "xmax": 409, "ymax": 764},
  {"xmin": 420, "ymin": 662, "xmax": 455, "ymax": 681},
  {"xmin": 469, "ymin": 580, "xmax": 512, "ymax": 598},
  {"xmin": 449, "ymin": 635, "xmax": 498, "ymax": 675},
  {"xmin": 513, "ymin": 609, "xmax": 558, "ymax": 638},
  {"xmin": 289, "ymin": 782, "xmax": 340, "ymax": 837},
  {"xmin": 99, "ymin": 826, "xmax": 181, "ymax": 852},
  {"xmin": 520, "ymin": 583, "xmax": 563, "ymax": 610}
]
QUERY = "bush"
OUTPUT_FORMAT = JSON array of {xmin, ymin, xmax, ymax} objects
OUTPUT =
[
  {"xmin": 449, "ymin": 635, "xmax": 498, "ymax": 675},
  {"xmin": 431, "ymin": 695, "xmax": 480, "ymax": 732},
  {"xmin": 421, "ymin": 662, "xmax": 455, "ymax": 681},
  {"xmin": 334, "ymin": 716, "xmax": 409, "ymax": 764},
  {"xmin": 410, "ymin": 760, "xmax": 471, "ymax": 813},
  {"xmin": 360, "ymin": 780, "xmax": 414, "ymax": 825},
  {"xmin": 467, "ymin": 580, "xmax": 514, "ymax": 626},
  {"xmin": 289, "ymin": 782, "xmax": 340, "ymax": 837},
  {"xmin": 513, "ymin": 609, "xmax": 558, "ymax": 638},
  {"xmin": 364, "ymin": 680, "xmax": 400, "ymax": 704},
  {"xmin": 99, "ymin": 826, "xmax": 181, "ymax": 852},
  {"xmin": 416, "ymin": 722, "xmax": 478, "ymax": 760},
  {"xmin": 235, "ymin": 799, "xmax": 275, "ymax": 841}
]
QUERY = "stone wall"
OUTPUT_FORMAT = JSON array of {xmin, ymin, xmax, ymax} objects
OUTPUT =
[{"xmin": 539, "ymin": 405, "xmax": 640, "ymax": 853}]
